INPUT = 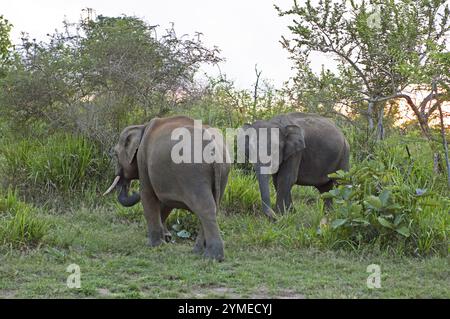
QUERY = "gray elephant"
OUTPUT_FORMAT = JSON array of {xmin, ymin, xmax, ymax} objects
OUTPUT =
[
  {"xmin": 242, "ymin": 112, "xmax": 349, "ymax": 219},
  {"xmin": 104, "ymin": 115, "xmax": 230, "ymax": 261}
]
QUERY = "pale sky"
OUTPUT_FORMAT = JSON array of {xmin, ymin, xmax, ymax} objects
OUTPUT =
[{"xmin": 1, "ymin": 0, "xmax": 331, "ymax": 89}]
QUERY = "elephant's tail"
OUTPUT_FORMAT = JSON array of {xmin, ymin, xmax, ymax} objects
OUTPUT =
[{"xmin": 213, "ymin": 162, "xmax": 222, "ymax": 209}]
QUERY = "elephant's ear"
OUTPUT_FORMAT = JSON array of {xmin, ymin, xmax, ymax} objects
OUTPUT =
[
  {"xmin": 125, "ymin": 127, "xmax": 144, "ymax": 165},
  {"xmin": 283, "ymin": 125, "xmax": 305, "ymax": 160}
]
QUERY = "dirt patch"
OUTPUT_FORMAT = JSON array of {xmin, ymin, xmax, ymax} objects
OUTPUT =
[
  {"xmin": 97, "ymin": 288, "xmax": 111, "ymax": 296},
  {"xmin": 249, "ymin": 287, "xmax": 305, "ymax": 299},
  {"xmin": 0, "ymin": 290, "xmax": 17, "ymax": 299},
  {"xmin": 186, "ymin": 286, "xmax": 305, "ymax": 299}
]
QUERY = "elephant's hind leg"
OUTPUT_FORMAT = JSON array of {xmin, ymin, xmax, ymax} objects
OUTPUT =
[
  {"xmin": 188, "ymin": 196, "xmax": 224, "ymax": 261},
  {"xmin": 161, "ymin": 205, "xmax": 173, "ymax": 242},
  {"xmin": 193, "ymin": 226, "xmax": 205, "ymax": 255},
  {"xmin": 316, "ymin": 180, "xmax": 334, "ymax": 209}
]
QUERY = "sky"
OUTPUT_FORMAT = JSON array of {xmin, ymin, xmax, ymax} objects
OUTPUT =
[{"xmin": 1, "ymin": 0, "xmax": 331, "ymax": 90}]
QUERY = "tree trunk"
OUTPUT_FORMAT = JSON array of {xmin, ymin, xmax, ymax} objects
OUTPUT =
[
  {"xmin": 368, "ymin": 100, "xmax": 374, "ymax": 131},
  {"xmin": 438, "ymin": 104, "xmax": 450, "ymax": 189},
  {"xmin": 376, "ymin": 103, "xmax": 384, "ymax": 141}
]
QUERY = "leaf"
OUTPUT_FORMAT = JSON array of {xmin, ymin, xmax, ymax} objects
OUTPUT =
[
  {"xmin": 331, "ymin": 219, "xmax": 347, "ymax": 229},
  {"xmin": 350, "ymin": 203, "xmax": 363, "ymax": 214},
  {"xmin": 395, "ymin": 226, "xmax": 410, "ymax": 237},
  {"xmin": 379, "ymin": 189, "xmax": 391, "ymax": 206},
  {"xmin": 377, "ymin": 217, "xmax": 394, "ymax": 229},
  {"xmin": 365, "ymin": 196, "xmax": 383, "ymax": 210},
  {"xmin": 328, "ymin": 170, "xmax": 347, "ymax": 180},
  {"xmin": 393, "ymin": 214, "xmax": 404, "ymax": 226},
  {"xmin": 172, "ymin": 224, "xmax": 182, "ymax": 231},
  {"xmin": 352, "ymin": 218, "xmax": 370, "ymax": 226},
  {"xmin": 176, "ymin": 230, "xmax": 191, "ymax": 238}
]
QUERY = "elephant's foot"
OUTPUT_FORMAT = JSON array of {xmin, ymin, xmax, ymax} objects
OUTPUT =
[
  {"xmin": 263, "ymin": 208, "xmax": 278, "ymax": 222},
  {"xmin": 147, "ymin": 238, "xmax": 166, "ymax": 247},
  {"xmin": 147, "ymin": 229, "xmax": 166, "ymax": 247},
  {"xmin": 203, "ymin": 240, "xmax": 224, "ymax": 262},
  {"xmin": 193, "ymin": 234, "xmax": 205, "ymax": 255},
  {"xmin": 193, "ymin": 244, "xmax": 204, "ymax": 255}
]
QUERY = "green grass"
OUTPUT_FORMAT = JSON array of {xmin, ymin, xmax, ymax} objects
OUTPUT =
[
  {"xmin": 0, "ymin": 128, "xmax": 449, "ymax": 298},
  {"xmin": 0, "ymin": 189, "xmax": 49, "ymax": 247},
  {"xmin": 0, "ymin": 199, "xmax": 448, "ymax": 299}
]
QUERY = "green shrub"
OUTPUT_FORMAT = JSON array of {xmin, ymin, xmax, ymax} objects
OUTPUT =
[
  {"xmin": 323, "ymin": 156, "xmax": 449, "ymax": 256},
  {"xmin": 0, "ymin": 188, "xmax": 49, "ymax": 247},
  {"xmin": 166, "ymin": 209, "xmax": 200, "ymax": 240}
]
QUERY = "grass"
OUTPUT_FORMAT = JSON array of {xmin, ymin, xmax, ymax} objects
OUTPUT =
[
  {"xmin": 0, "ymin": 189, "xmax": 49, "ymax": 247},
  {"xmin": 0, "ymin": 129, "xmax": 448, "ymax": 298},
  {"xmin": 0, "ymin": 195, "xmax": 448, "ymax": 299}
]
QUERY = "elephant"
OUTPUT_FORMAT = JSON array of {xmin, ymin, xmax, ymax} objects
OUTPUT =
[
  {"xmin": 104, "ymin": 115, "xmax": 230, "ymax": 261},
  {"xmin": 241, "ymin": 112, "xmax": 350, "ymax": 219}
]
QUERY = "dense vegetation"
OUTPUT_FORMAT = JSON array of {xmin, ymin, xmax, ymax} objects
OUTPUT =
[{"xmin": 0, "ymin": 1, "xmax": 449, "ymax": 298}]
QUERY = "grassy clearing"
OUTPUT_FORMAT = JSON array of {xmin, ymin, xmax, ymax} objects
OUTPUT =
[
  {"xmin": 0, "ymin": 128, "xmax": 448, "ymax": 298},
  {"xmin": 0, "ymin": 196, "xmax": 448, "ymax": 299}
]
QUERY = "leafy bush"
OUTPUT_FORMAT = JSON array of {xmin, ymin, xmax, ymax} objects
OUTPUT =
[
  {"xmin": 0, "ymin": 188, "xmax": 49, "ymax": 247},
  {"xmin": 166, "ymin": 209, "xmax": 200, "ymax": 240},
  {"xmin": 1, "ymin": 133, "xmax": 110, "ymax": 196},
  {"xmin": 323, "ymin": 156, "xmax": 449, "ymax": 256}
]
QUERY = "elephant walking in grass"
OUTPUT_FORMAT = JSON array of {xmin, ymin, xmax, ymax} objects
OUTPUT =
[
  {"xmin": 242, "ymin": 112, "xmax": 350, "ymax": 219},
  {"xmin": 104, "ymin": 116, "xmax": 230, "ymax": 261}
]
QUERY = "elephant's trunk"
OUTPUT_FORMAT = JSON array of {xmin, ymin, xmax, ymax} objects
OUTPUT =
[
  {"xmin": 117, "ymin": 179, "xmax": 141, "ymax": 207},
  {"xmin": 256, "ymin": 166, "xmax": 277, "ymax": 221}
]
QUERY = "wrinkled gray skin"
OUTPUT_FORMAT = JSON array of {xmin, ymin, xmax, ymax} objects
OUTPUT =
[
  {"xmin": 243, "ymin": 112, "xmax": 349, "ymax": 219},
  {"xmin": 108, "ymin": 116, "xmax": 230, "ymax": 261}
]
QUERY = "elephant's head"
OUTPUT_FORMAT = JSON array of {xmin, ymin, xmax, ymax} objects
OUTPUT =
[
  {"xmin": 241, "ymin": 121, "xmax": 305, "ymax": 219},
  {"xmin": 103, "ymin": 125, "xmax": 145, "ymax": 207}
]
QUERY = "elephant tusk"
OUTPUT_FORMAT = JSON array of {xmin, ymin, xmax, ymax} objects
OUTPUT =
[{"xmin": 103, "ymin": 176, "xmax": 120, "ymax": 196}]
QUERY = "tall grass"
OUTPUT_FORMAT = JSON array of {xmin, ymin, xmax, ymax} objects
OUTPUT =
[
  {"xmin": 0, "ymin": 188, "xmax": 49, "ymax": 247},
  {"xmin": 1, "ymin": 133, "xmax": 110, "ymax": 197},
  {"xmin": 222, "ymin": 169, "xmax": 275, "ymax": 215}
]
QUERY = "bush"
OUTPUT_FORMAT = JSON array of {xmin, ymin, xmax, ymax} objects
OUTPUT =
[
  {"xmin": 166, "ymin": 209, "xmax": 200, "ymax": 240},
  {"xmin": 0, "ymin": 188, "xmax": 49, "ymax": 247},
  {"xmin": 1, "ymin": 133, "xmax": 110, "ymax": 196},
  {"xmin": 322, "ymin": 141, "xmax": 449, "ymax": 256}
]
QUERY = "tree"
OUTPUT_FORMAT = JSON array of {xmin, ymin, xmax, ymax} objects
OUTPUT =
[
  {"xmin": 0, "ymin": 13, "xmax": 221, "ymax": 146},
  {"xmin": 0, "ymin": 15, "xmax": 13, "ymax": 76},
  {"xmin": 277, "ymin": 0, "xmax": 450, "ymax": 140}
]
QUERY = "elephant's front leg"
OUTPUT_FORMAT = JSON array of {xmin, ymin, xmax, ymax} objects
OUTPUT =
[
  {"xmin": 141, "ymin": 189, "xmax": 165, "ymax": 247},
  {"xmin": 275, "ymin": 155, "xmax": 301, "ymax": 214}
]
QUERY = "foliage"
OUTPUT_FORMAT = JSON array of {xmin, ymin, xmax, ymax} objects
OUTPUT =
[
  {"xmin": 0, "ymin": 134, "xmax": 110, "ymax": 196},
  {"xmin": 222, "ymin": 169, "xmax": 271, "ymax": 214},
  {"xmin": 277, "ymin": 0, "xmax": 450, "ymax": 136},
  {"xmin": 166, "ymin": 209, "xmax": 200, "ymax": 240},
  {"xmin": 0, "ymin": 14, "xmax": 221, "ymax": 148},
  {"xmin": 0, "ymin": 188, "xmax": 49, "ymax": 247},
  {"xmin": 322, "ymin": 137, "xmax": 449, "ymax": 255},
  {"xmin": 0, "ymin": 15, "xmax": 13, "ymax": 75}
]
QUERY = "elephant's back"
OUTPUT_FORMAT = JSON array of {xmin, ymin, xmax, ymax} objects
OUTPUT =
[
  {"xmin": 142, "ymin": 117, "xmax": 229, "ymax": 206},
  {"xmin": 285, "ymin": 114, "xmax": 349, "ymax": 185}
]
